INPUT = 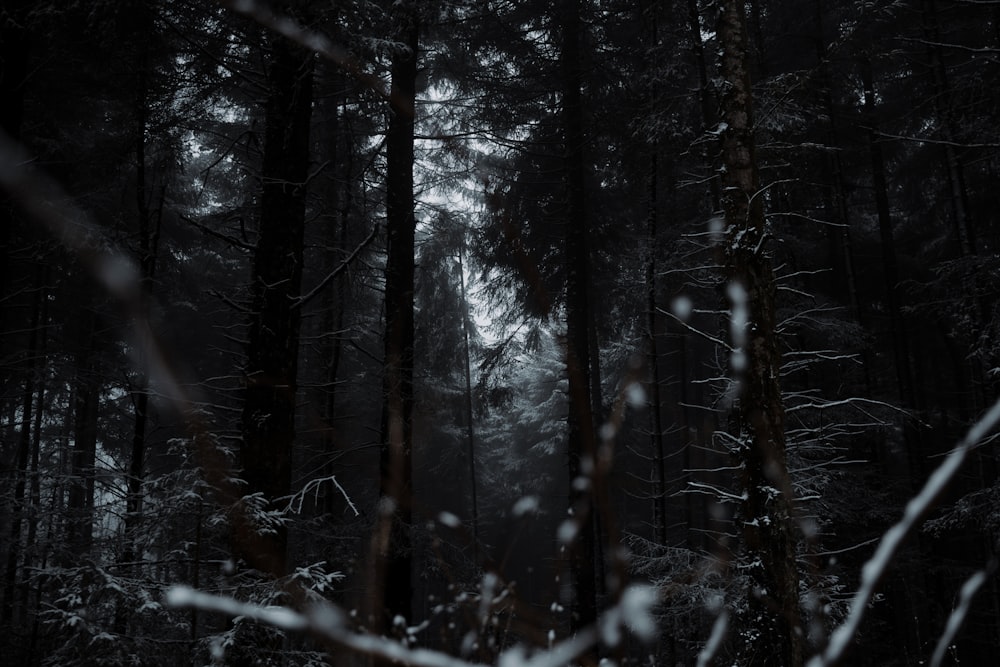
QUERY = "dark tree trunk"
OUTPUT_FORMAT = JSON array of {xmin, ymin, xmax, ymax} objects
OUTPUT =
[
  {"xmin": 0, "ymin": 0, "xmax": 30, "ymax": 405},
  {"xmin": 560, "ymin": 0, "xmax": 599, "ymax": 651},
  {"xmin": 373, "ymin": 0, "xmax": 418, "ymax": 638},
  {"xmin": 236, "ymin": 10, "xmax": 314, "ymax": 578},
  {"xmin": 686, "ymin": 0, "xmax": 721, "ymax": 212},
  {"xmin": 717, "ymin": 1, "xmax": 802, "ymax": 664},
  {"xmin": 458, "ymin": 242, "xmax": 480, "ymax": 561},
  {"xmin": 67, "ymin": 306, "xmax": 100, "ymax": 559},
  {"xmin": 642, "ymin": 1, "xmax": 669, "ymax": 545},
  {"xmin": 814, "ymin": 1, "xmax": 873, "ymax": 395},
  {"xmin": 2, "ymin": 266, "xmax": 43, "ymax": 624},
  {"xmin": 123, "ymin": 0, "xmax": 160, "ymax": 567},
  {"xmin": 860, "ymin": 60, "xmax": 919, "ymax": 430},
  {"xmin": 920, "ymin": 0, "xmax": 988, "ymax": 409}
]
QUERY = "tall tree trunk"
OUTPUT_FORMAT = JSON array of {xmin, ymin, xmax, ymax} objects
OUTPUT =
[
  {"xmin": 373, "ymin": 0, "xmax": 418, "ymax": 639},
  {"xmin": 0, "ymin": 0, "xmax": 29, "ymax": 364},
  {"xmin": 2, "ymin": 266, "xmax": 43, "ymax": 624},
  {"xmin": 67, "ymin": 306, "xmax": 100, "ymax": 559},
  {"xmin": 686, "ymin": 0, "xmax": 721, "ymax": 212},
  {"xmin": 319, "ymin": 69, "xmax": 344, "ymax": 517},
  {"xmin": 860, "ymin": 59, "xmax": 919, "ymax": 438},
  {"xmin": 123, "ymin": 0, "xmax": 160, "ymax": 567},
  {"xmin": 920, "ymin": 0, "xmax": 988, "ymax": 409},
  {"xmin": 717, "ymin": 1, "xmax": 802, "ymax": 664},
  {"xmin": 814, "ymin": 0, "xmax": 873, "ymax": 396},
  {"xmin": 235, "ymin": 9, "xmax": 314, "ymax": 578},
  {"xmin": 642, "ymin": 0, "xmax": 669, "ymax": 546},
  {"xmin": 560, "ymin": 0, "xmax": 599, "ymax": 652},
  {"xmin": 647, "ymin": 151, "xmax": 668, "ymax": 545},
  {"xmin": 861, "ymin": 48, "xmax": 955, "ymax": 662},
  {"xmin": 458, "ymin": 241, "xmax": 480, "ymax": 562}
]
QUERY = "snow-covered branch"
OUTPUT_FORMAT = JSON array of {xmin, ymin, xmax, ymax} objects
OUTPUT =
[
  {"xmin": 808, "ymin": 397, "xmax": 1000, "ymax": 667},
  {"xmin": 166, "ymin": 583, "xmax": 659, "ymax": 667}
]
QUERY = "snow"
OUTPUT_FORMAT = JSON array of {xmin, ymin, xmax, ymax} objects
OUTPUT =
[
  {"xmin": 557, "ymin": 519, "xmax": 579, "ymax": 545},
  {"xmin": 808, "ymin": 396, "xmax": 1000, "ymax": 667},
  {"xmin": 727, "ymin": 281, "xmax": 748, "ymax": 374},
  {"xmin": 625, "ymin": 382, "xmax": 646, "ymax": 409},
  {"xmin": 593, "ymin": 585, "xmax": 659, "ymax": 649},
  {"xmin": 619, "ymin": 585, "xmax": 658, "ymax": 642},
  {"xmin": 930, "ymin": 569, "xmax": 989, "ymax": 667},
  {"xmin": 438, "ymin": 512, "xmax": 462, "ymax": 528},
  {"xmin": 696, "ymin": 610, "xmax": 729, "ymax": 667},
  {"xmin": 599, "ymin": 422, "xmax": 617, "ymax": 441},
  {"xmin": 165, "ymin": 586, "xmax": 312, "ymax": 633},
  {"xmin": 671, "ymin": 296, "xmax": 693, "ymax": 322},
  {"xmin": 512, "ymin": 495, "xmax": 539, "ymax": 517},
  {"xmin": 166, "ymin": 578, "xmax": 656, "ymax": 667},
  {"xmin": 379, "ymin": 496, "xmax": 397, "ymax": 515}
]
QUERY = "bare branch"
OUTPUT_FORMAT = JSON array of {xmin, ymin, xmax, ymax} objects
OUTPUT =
[
  {"xmin": 293, "ymin": 225, "xmax": 378, "ymax": 309},
  {"xmin": 808, "ymin": 397, "xmax": 1000, "ymax": 667}
]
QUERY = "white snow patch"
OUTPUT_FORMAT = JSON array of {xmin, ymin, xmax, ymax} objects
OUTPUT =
[
  {"xmin": 557, "ymin": 519, "xmax": 579, "ymax": 545},
  {"xmin": 625, "ymin": 382, "xmax": 646, "ymax": 409},
  {"xmin": 671, "ymin": 296, "xmax": 693, "ymax": 322},
  {"xmin": 620, "ymin": 585, "xmax": 658, "ymax": 642},
  {"xmin": 512, "ymin": 496, "xmax": 540, "ymax": 517},
  {"xmin": 599, "ymin": 422, "xmax": 616, "ymax": 441}
]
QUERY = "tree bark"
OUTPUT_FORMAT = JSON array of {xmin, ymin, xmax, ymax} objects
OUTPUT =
[
  {"xmin": 2, "ymin": 266, "xmax": 43, "ymax": 623},
  {"xmin": 67, "ymin": 306, "xmax": 100, "ymax": 559},
  {"xmin": 560, "ymin": 0, "xmax": 599, "ymax": 652},
  {"xmin": 236, "ymin": 9, "xmax": 314, "ymax": 578},
  {"xmin": 458, "ymin": 241, "xmax": 480, "ymax": 562},
  {"xmin": 814, "ymin": 0, "xmax": 873, "ymax": 395},
  {"xmin": 123, "ymin": 0, "xmax": 160, "ymax": 567},
  {"xmin": 686, "ymin": 0, "xmax": 721, "ymax": 212},
  {"xmin": 717, "ymin": 1, "xmax": 802, "ymax": 664},
  {"xmin": 860, "ymin": 59, "xmax": 919, "ymax": 429},
  {"xmin": 373, "ymin": 0, "xmax": 418, "ymax": 640},
  {"xmin": 0, "ymin": 0, "xmax": 29, "ymax": 300}
]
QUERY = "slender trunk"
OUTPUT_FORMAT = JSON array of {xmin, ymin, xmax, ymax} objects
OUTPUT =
[
  {"xmin": 861, "ymin": 55, "xmax": 935, "ymax": 660},
  {"xmin": 236, "ymin": 10, "xmax": 314, "ymax": 578},
  {"xmin": 560, "ymin": 0, "xmax": 598, "ymax": 651},
  {"xmin": 458, "ymin": 242, "xmax": 479, "ymax": 562},
  {"xmin": 717, "ymin": 1, "xmax": 802, "ymax": 664},
  {"xmin": 814, "ymin": 0, "xmax": 873, "ymax": 396},
  {"xmin": 860, "ymin": 60, "xmax": 918, "ymax": 422},
  {"xmin": 2, "ymin": 267, "xmax": 43, "ymax": 623},
  {"xmin": 23, "ymin": 287, "xmax": 47, "ymax": 602},
  {"xmin": 920, "ymin": 0, "xmax": 988, "ymax": 408},
  {"xmin": 321, "ymin": 76, "xmax": 344, "ymax": 517},
  {"xmin": 686, "ymin": 0, "xmax": 721, "ymax": 212},
  {"xmin": 24, "ymin": 369, "xmax": 45, "ymax": 657},
  {"xmin": 643, "ymin": 0, "xmax": 668, "ymax": 541},
  {"xmin": 67, "ymin": 307, "xmax": 100, "ymax": 559},
  {"xmin": 373, "ymin": 0, "xmax": 418, "ymax": 639},
  {"xmin": 0, "ymin": 0, "xmax": 29, "ymax": 364},
  {"xmin": 647, "ymin": 150, "xmax": 668, "ymax": 544},
  {"xmin": 124, "ymin": 4, "xmax": 160, "ymax": 566},
  {"xmin": 922, "ymin": 0, "xmax": 976, "ymax": 257},
  {"xmin": 190, "ymin": 500, "xmax": 202, "ymax": 644}
]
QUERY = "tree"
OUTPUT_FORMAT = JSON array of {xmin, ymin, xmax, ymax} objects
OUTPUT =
[
  {"xmin": 716, "ymin": 0, "xmax": 802, "ymax": 663},
  {"xmin": 372, "ymin": 0, "xmax": 419, "ymax": 638},
  {"xmin": 235, "ymin": 1, "xmax": 315, "ymax": 579}
]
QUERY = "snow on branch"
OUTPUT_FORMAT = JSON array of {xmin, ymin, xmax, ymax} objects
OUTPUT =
[
  {"xmin": 283, "ymin": 475, "xmax": 360, "ymax": 517},
  {"xmin": 166, "ymin": 583, "xmax": 659, "ymax": 667},
  {"xmin": 808, "ymin": 397, "xmax": 1000, "ymax": 667},
  {"xmin": 930, "ymin": 566, "xmax": 992, "ymax": 667}
]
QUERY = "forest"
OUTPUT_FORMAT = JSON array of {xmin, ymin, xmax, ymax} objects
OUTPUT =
[{"xmin": 2, "ymin": 0, "xmax": 1000, "ymax": 665}]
